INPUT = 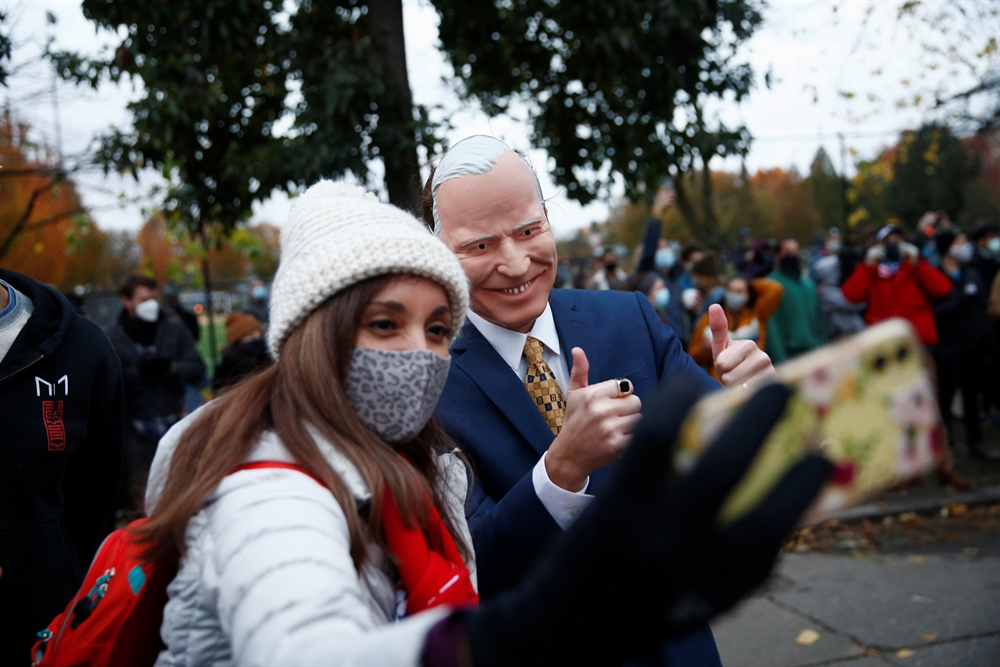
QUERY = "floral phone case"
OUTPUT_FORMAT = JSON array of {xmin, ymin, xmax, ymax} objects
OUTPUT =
[{"xmin": 676, "ymin": 319, "xmax": 944, "ymax": 525}]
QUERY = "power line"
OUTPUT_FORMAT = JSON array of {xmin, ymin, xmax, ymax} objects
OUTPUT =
[{"xmin": 752, "ymin": 129, "xmax": 904, "ymax": 143}]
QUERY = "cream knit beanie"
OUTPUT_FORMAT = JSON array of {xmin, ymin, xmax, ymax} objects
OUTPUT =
[{"xmin": 267, "ymin": 180, "xmax": 470, "ymax": 358}]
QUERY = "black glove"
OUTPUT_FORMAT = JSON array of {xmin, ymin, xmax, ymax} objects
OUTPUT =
[
  {"xmin": 464, "ymin": 375, "xmax": 833, "ymax": 666},
  {"xmin": 137, "ymin": 353, "xmax": 173, "ymax": 376}
]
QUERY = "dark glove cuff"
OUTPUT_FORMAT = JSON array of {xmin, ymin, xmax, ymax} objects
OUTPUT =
[{"xmin": 422, "ymin": 610, "xmax": 474, "ymax": 667}]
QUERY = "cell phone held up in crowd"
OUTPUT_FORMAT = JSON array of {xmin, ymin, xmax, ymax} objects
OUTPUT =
[{"xmin": 676, "ymin": 319, "xmax": 945, "ymax": 525}]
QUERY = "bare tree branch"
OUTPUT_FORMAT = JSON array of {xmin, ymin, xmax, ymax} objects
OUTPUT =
[
  {"xmin": 20, "ymin": 206, "xmax": 87, "ymax": 232},
  {"xmin": 0, "ymin": 177, "xmax": 63, "ymax": 259}
]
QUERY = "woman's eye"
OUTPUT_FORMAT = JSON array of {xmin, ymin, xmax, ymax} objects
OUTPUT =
[
  {"xmin": 428, "ymin": 324, "xmax": 449, "ymax": 337},
  {"xmin": 369, "ymin": 318, "xmax": 396, "ymax": 331}
]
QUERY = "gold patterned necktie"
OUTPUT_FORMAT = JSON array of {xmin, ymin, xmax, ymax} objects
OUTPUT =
[{"xmin": 523, "ymin": 336, "xmax": 566, "ymax": 436}]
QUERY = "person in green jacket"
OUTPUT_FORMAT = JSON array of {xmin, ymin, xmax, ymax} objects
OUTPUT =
[{"xmin": 766, "ymin": 238, "xmax": 827, "ymax": 363}]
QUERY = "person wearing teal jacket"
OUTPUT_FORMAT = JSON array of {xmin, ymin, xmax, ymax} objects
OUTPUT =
[{"xmin": 766, "ymin": 238, "xmax": 827, "ymax": 363}]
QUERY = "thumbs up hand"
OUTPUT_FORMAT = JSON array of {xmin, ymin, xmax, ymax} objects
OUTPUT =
[
  {"xmin": 708, "ymin": 304, "xmax": 776, "ymax": 389},
  {"xmin": 545, "ymin": 347, "xmax": 643, "ymax": 492}
]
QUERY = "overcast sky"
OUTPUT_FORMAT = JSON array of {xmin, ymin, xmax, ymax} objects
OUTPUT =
[{"xmin": 1, "ymin": 0, "xmax": 991, "ymax": 238}]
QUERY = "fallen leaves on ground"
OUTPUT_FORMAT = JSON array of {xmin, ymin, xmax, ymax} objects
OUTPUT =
[
  {"xmin": 795, "ymin": 629, "xmax": 821, "ymax": 646},
  {"xmin": 896, "ymin": 648, "xmax": 916, "ymax": 658},
  {"xmin": 783, "ymin": 503, "xmax": 1000, "ymax": 554},
  {"xmin": 920, "ymin": 633, "xmax": 939, "ymax": 641}
]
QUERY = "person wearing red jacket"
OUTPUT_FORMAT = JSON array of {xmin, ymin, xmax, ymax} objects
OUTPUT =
[
  {"xmin": 844, "ymin": 224, "xmax": 972, "ymax": 489},
  {"xmin": 843, "ymin": 225, "xmax": 952, "ymax": 346}
]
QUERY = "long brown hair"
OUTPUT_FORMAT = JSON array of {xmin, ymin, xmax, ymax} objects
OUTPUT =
[{"xmin": 136, "ymin": 275, "xmax": 470, "ymax": 570}]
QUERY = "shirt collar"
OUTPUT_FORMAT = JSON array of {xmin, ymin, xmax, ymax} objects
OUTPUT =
[{"xmin": 466, "ymin": 303, "xmax": 561, "ymax": 373}]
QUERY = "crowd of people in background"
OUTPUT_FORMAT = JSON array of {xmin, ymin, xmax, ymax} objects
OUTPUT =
[
  {"xmin": 71, "ymin": 203, "xmax": 1000, "ymax": 511},
  {"xmin": 566, "ymin": 194, "xmax": 1000, "ymax": 466}
]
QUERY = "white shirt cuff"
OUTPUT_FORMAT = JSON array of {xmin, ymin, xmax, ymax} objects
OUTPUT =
[{"xmin": 532, "ymin": 452, "xmax": 595, "ymax": 531}]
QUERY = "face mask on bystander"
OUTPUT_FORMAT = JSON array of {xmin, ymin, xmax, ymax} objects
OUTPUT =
[
  {"xmin": 724, "ymin": 291, "xmax": 749, "ymax": 312},
  {"xmin": 653, "ymin": 287, "xmax": 670, "ymax": 310},
  {"xmin": 134, "ymin": 299, "xmax": 160, "ymax": 323},
  {"xmin": 950, "ymin": 242, "xmax": 973, "ymax": 263}
]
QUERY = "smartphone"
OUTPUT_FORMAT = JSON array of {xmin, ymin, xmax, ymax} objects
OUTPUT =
[{"xmin": 675, "ymin": 319, "xmax": 944, "ymax": 525}]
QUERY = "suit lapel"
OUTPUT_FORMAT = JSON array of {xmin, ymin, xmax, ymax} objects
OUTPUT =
[
  {"xmin": 550, "ymin": 291, "xmax": 600, "ymax": 386},
  {"xmin": 452, "ymin": 322, "xmax": 555, "ymax": 458}
]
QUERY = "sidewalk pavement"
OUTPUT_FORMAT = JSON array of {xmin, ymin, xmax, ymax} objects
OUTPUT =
[
  {"xmin": 711, "ymin": 428, "xmax": 1000, "ymax": 667},
  {"xmin": 711, "ymin": 551, "xmax": 1000, "ymax": 667}
]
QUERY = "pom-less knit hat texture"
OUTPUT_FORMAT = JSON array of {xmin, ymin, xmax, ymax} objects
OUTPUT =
[{"xmin": 267, "ymin": 181, "xmax": 470, "ymax": 358}]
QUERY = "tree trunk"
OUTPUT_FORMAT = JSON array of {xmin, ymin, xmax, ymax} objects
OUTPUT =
[
  {"xmin": 672, "ymin": 172, "xmax": 702, "ymax": 239},
  {"xmin": 699, "ymin": 151, "xmax": 719, "ymax": 248},
  {"xmin": 368, "ymin": 0, "xmax": 422, "ymax": 213}
]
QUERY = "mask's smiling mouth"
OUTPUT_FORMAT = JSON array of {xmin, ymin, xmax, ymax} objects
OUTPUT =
[{"xmin": 502, "ymin": 279, "xmax": 533, "ymax": 295}]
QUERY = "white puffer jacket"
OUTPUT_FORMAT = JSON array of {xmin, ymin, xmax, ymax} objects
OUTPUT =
[{"xmin": 145, "ymin": 408, "xmax": 476, "ymax": 666}]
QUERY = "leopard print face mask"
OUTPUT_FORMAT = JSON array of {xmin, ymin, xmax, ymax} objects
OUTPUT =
[{"xmin": 346, "ymin": 347, "xmax": 452, "ymax": 443}]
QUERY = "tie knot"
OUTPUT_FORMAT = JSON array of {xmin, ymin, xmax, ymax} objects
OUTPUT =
[{"xmin": 523, "ymin": 336, "xmax": 546, "ymax": 365}]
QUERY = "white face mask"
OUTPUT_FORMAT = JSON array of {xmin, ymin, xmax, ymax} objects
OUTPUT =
[
  {"xmin": 950, "ymin": 242, "xmax": 973, "ymax": 263},
  {"xmin": 987, "ymin": 237, "xmax": 1000, "ymax": 254},
  {"xmin": 134, "ymin": 299, "xmax": 160, "ymax": 323},
  {"xmin": 724, "ymin": 291, "xmax": 749, "ymax": 312}
]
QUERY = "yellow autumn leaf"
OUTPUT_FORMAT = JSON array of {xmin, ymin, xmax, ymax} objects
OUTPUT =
[{"xmin": 796, "ymin": 629, "xmax": 821, "ymax": 646}]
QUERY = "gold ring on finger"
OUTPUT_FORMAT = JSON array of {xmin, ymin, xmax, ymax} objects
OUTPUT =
[{"xmin": 616, "ymin": 378, "xmax": 633, "ymax": 398}]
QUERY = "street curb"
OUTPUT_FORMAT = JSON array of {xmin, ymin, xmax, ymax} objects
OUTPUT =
[{"xmin": 825, "ymin": 485, "xmax": 1000, "ymax": 522}]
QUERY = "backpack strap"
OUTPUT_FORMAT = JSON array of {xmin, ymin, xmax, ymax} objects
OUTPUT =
[
  {"xmin": 229, "ymin": 461, "xmax": 326, "ymax": 488},
  {"xmin": 230, "ymin": 461, "xmax": 371, "ymax": 517}
]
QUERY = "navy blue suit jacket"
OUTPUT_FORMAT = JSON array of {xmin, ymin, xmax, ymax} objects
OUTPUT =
[
  {"xmin": 437, "ymin": 288, "xmax": 718, "ymax": 596},
  {"xmin": 438, "ymin": 289, "xmax": 724, "ymax": 665}
]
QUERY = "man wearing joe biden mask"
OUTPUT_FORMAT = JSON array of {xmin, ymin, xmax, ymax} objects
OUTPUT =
[{"xmin": 424, "ymin": 135, "xmax": 778, "ymax": 665}]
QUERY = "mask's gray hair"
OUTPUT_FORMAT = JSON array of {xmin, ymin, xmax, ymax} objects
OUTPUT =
[{"xmin": 429, "ymin": 134, "xmax": 545, "ymax": 236}]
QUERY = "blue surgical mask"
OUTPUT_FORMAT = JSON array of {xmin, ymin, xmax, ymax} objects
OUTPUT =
[
  {"xmin": 251, "ymin": 285, "xmax": 268, "ymax": 300},
  {"xmin": 653, "ymin": 287, "xmax": 670, "ymax": 310},
  {"xmin": 988, "ymin": 237, "xmax": 1000, "ymax": 254},
  {"xmin": 655, "ymin": 247, "xmax": 676, "ymax": 271}
]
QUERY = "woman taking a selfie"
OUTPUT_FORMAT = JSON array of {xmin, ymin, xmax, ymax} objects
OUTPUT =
[{"xmin": 138, "ymin": 182, "xmax": 830, "ymax": 666}]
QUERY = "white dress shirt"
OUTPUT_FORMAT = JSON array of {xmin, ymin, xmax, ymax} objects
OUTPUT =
[{"xmin": 465, "ymin": 305, "xmax": 594, "ymax": 531}]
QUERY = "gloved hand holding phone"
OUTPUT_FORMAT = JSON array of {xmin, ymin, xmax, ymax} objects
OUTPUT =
[{"xmin": 459, "ymin": 375, "xmax": 832, "ymax": 666}]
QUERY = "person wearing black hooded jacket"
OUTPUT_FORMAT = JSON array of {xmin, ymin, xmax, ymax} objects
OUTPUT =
[
  {"xmin": 0, "ymin": 268, "xmax": 125, "ymax": 666},
  {"xmin": 105, "ymin": 275, "xmax": 205, "ymax": 512}
]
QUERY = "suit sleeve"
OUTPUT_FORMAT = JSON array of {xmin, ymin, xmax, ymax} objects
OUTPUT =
[
  {"xmin": 462, "ymin": 470, "xmax": 563, "ymax": 598},
  {"xmin": 62, "ymin": 323, "xmax": 125, "ymax": 568},
  {"xmin": 636, "ymin": 292, "xmax": 719, "ymax": 391}
]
